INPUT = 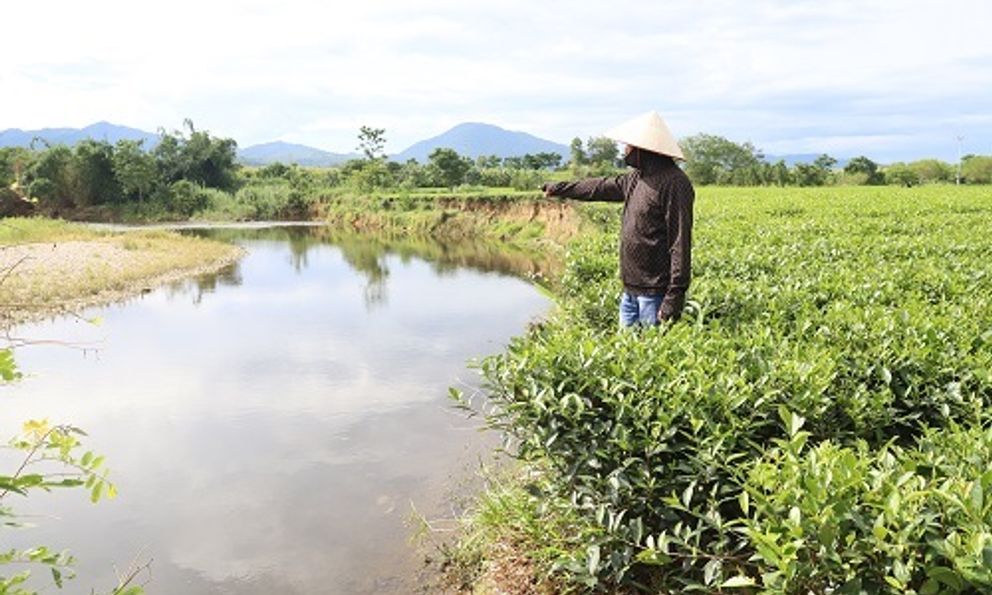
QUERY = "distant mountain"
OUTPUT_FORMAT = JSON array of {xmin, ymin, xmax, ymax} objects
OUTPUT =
[
  {"xmin": 0, "ymin": 121, "xmax": 160, "ymax": 149},
  {"xmin": 392, "ymin": 122, "xmax": 569, "ymax": 163},
  {"xmin": 238, "ymin": 141, "xmax": 356, "ymax": 166}
]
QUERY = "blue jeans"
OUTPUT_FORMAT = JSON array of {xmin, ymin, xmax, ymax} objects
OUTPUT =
[{"xmin": 619, "ymin": 292, "xmax": 662, "ymax": 328}]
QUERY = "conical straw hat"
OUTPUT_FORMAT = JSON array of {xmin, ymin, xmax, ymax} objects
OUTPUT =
[{"xmin": 604, "ymin": 111, "xmax": 684, "ymax": 160}]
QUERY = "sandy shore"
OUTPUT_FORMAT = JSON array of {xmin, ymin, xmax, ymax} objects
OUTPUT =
[{"xmin": 0, "ymin": 237, "xmax": 244, "ymax": 327}]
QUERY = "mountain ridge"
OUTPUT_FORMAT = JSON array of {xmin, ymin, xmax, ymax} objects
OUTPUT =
[
  {"xmin": 238, "ymin": 141, "xmax": 356, "ymax": 166},
  {"xmin": 0, "ymin": 121, "xmax": 160, "ymax": 149},
  {"xmin": 0, "ymin": 122, "xmax": 861, "ymax": 167},
  {"xmin": 391, "ymin": 122, "xmax": 569, "ymax": 163},
  {"xmin": 0, "ymin": 121, "xmax": 572, "ymax": 165}
]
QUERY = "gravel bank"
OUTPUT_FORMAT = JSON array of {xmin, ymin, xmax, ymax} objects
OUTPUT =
[{"xmin": 0, "ymin": 237, "xmax": 244, "ymax": 327}]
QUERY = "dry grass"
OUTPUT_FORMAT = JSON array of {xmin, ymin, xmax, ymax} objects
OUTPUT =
[{"xmin": 0, "ymin": 218, "xmax": 243, "ymax": 325}]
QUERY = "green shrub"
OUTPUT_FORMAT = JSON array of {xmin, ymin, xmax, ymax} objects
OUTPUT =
[
  {"xmin": 166, "ymin": 180, "xmax": 208, "ymax": 216},
  {"xmin": 740, "ymin": 417, "xmax": 992, "ymax": 593},
  {"xmin": 234, "ymin": 182, "xmax": 290, "ymax": 219},
  {"xmin": 510, "ymin": 169, "xmax": 544, "ymax": 191}
]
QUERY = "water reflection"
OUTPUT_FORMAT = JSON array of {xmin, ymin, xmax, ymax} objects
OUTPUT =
[
  {"xmin": 162, "ymin": 260, "xmax": 244, "ymax": 306},
  {"xmin": 185, "ymin": 226, "xmax": 557, "ymax": 311},
  {"xmin": 2, "ymin": 226, "xmax": 551, "ymax": 594}
]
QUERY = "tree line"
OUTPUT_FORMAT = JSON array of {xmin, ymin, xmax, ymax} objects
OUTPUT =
[
  {"xmin": 2, "ymin": 123, "xmax": 990, "ymax": 218},
  {"xmin": 0, "ymin": 125, "xmax": 622, "ymax": 217},
  {"xmin": 335, "ymin": 126, "xmax": 620, "ymax": 192},
  {"xmin": 0, "ymin": 120, "xmax": 238, "ymax": 216},
  {"xmin": 680, "ymin": 133, "xmax": 992, "ymax": 186}
]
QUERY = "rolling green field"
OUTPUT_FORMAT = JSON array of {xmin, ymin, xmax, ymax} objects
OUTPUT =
[{"xmin": 452, "ymin": 185, "xmax": 992, "ymax": 593}]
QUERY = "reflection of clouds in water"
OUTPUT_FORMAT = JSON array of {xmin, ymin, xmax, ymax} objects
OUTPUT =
[
  {"xmin": 6, "ymin": 390, "xmax": 491, "ymax": 593},
  {"xmin": 3, "ymin": 229, "xmax": 547, "ymax": 594}
]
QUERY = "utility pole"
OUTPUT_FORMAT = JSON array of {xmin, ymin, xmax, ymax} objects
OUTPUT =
[{"xmin": 955, "ymin": 135, "xmax": 964, "ymax": 185}]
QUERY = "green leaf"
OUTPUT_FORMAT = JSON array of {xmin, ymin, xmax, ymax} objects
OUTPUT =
[
  {"xmin": 90, "ymin": 481, "xmax": 104, "ymax": 503},
  {"xmin": 926, "ymin": 567, "xmax": 962, "ymax": 589},
  {"xmin": 0, "ymin": 349, "xmax": 21, "ymax": 382},
  {"xmin": 884, "ymin": 576, "xmax": 905, "ymax": 590},
  {"xmin": 777, "ymin": 406, "xmax": 805, "ymax": 437},
  {"xmin": 703, "ymin": 558, "xmax": 721, "ymax": 585},
  {"xmin": 635, "ymin": 548, "xmax": 671, "ymax": 566},
  {"xmin": 721, "ymin": 575, "xmax": 757, "ymax": 588},
  {"xmin": 893, "ymin": 559, "xmax": 910, "ymax": 583},
  {"xmin": 788, "ymin": 506, "xmax": 801, "ymax": 527},
  {"xmin": 738, "ymin": 490, "xmax": 750, "ymax": 515},
  {"xmin": 586, "ymin": 545, "xmax": 600, "ymax": 576},
  {"xmin": 969, "ymin": 480, "xmax": 984, "ymax": 511},
  {"xmin": 631, "ymin": 516, "xmax": 643, "ymax": 545},
  {"xmin": 682, "ymin": 483, "xmax": 694, "ymax": 508}
]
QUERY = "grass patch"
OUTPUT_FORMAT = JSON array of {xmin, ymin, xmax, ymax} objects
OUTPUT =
[
  {"xmin": 0, "ymin": 217, "xmax": 98, "ymax": 244},
  {"xmin": 423, "ymin": 466, "xmax": 602, "ymax": 595}
]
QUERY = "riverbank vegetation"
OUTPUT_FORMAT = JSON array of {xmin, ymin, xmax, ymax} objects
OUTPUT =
[
  {"xmin": 3, "ymin": 123, "xmax": 990, "ymax": 226},
  {"xmin": 444, "ymin": 185, "xmax": 992, "ymax": 593}
]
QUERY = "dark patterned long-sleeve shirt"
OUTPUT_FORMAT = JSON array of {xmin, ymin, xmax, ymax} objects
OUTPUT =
[{"xmin": 544, "ymin": 155, "xmax": 694, "ymax": 320}]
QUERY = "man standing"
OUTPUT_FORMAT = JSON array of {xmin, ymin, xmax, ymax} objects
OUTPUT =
[{"xmin": 543, "ymin": 111, "xmax": 694, "ymax": 327}]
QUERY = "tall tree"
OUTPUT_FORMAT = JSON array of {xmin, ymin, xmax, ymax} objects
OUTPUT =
[
  {"xmin": 152, "ymin": 120, "xmax": 239, "ymax": 191},
  {"xmin": 113, "ymin": 140, "xmax": 156, "ymax": 202},
  {"xmin": 26, "ymin": 145, "xmax": 75, "ymax": 209},
  {"xmin": 569, "ymin": 137, "xmax": 587, "ymax": 167},
  {"xmin": 428, "ymin": 147, "xmax": 471, "ymax": 188},
  {"xmin": 770, "ymin": 160, "xmax": 791, "ymax": 186},
  {"xmin": 73, "ymin": 140, "xmax": 122, "ymax": 205},
  {"xmin": 961, "ymin": 155, "xmax": 992, "ymax": 184},
  {"xmin": 357, "ymin": 126, "xmax": 387, "ymax": 161},
  {"xmin": 907, "ymin": 159, "xmax": 953, "ymax": 183},
  {"xmin": 0, "ymin": 147, "xmax": 31, "ymax": 190},
  {"xmin": 476, "ymin": 154, "xmax": 502, "ymax": 169},
  {"xmin": 586, "ymin": 137, "xmax": 619, "ymax": 168},
  {"xmin": 885, "ymin": 163, "xmax": 920, "ymax": 187},
  {"xmin": 681, "ymin": 134, "xmax": 763, "ymax": 185},
  {"xmin": 844, "ymin": 156, "xmax": 884, "ymax": 185}
]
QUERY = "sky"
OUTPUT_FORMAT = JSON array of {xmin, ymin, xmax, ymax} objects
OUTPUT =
[{"xmin": 2, "ymin": 0, "xmax": 991, "ymax": 161}]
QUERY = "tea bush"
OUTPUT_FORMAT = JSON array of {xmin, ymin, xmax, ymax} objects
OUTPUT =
[
  {"xmin": 475, "ymin": 186, "xmax": 992, "ymax": 592},
  {"xmin": 737, "ymin": 417, "xmax": 992, "ymax": 593}
]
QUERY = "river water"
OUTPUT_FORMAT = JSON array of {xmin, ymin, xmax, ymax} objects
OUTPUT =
[{"xmin": 1, "ymin": 226, "xmax": 551, "ymax": 594}]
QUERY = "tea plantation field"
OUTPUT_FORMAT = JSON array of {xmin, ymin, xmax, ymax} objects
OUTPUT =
[{"xmin": 477, "ymin": 186, "xmax": 992, "ymax": 593}]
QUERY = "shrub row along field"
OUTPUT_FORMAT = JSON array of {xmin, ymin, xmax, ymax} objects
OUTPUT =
[{"xmin": 468, "ymin": 186, "xmax": 992, "ymax": 593}]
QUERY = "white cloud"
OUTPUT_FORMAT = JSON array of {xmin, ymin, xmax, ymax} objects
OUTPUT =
[{"xmin": 2, "ymin": 0, "xmax": 990, "ymax": 160}]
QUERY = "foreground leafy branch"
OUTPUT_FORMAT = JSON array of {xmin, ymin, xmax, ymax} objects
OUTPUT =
[{"xmin": 0, "ymin": 420, "xmax": 125, "ymax": 594}]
